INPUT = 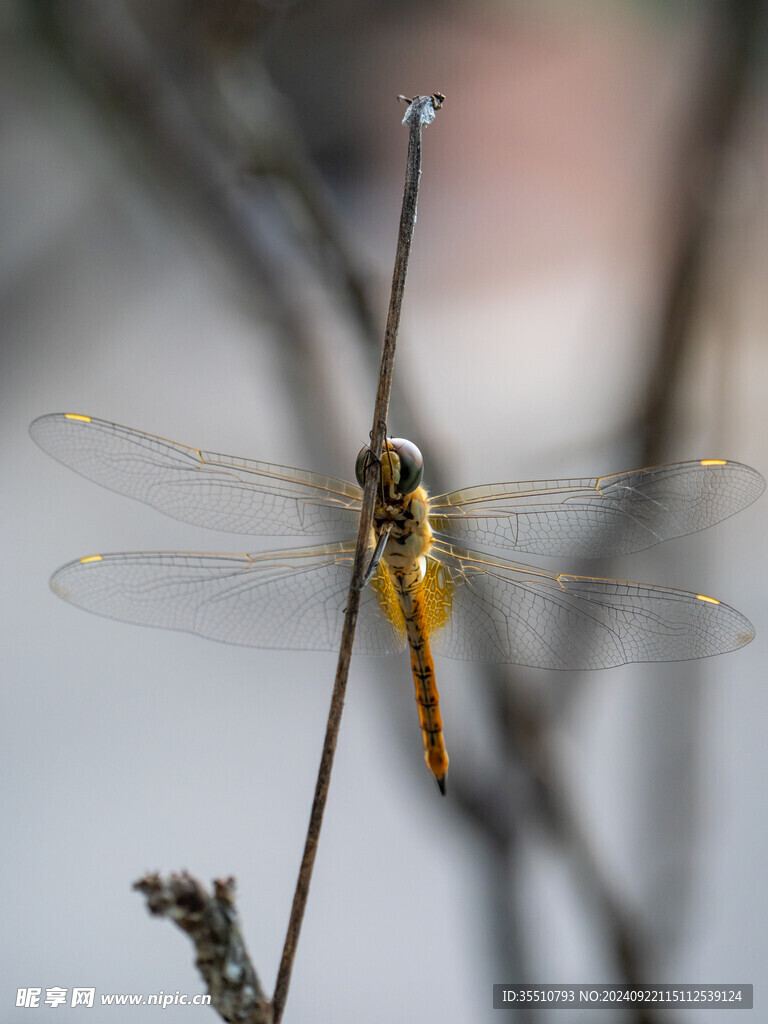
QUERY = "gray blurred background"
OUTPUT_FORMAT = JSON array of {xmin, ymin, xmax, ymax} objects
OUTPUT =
[{"xmin": 2, "ymin": 1, "xmax": 767, "ymax": 1021}]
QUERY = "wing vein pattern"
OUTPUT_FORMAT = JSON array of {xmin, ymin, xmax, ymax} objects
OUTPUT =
[
  {"xmin": 430, "ymin": 461, "xmax": 764, "ymax": 557},
  {"xmin": 30, "ymin": 414, "xmax": 363, "ymax": 538}
]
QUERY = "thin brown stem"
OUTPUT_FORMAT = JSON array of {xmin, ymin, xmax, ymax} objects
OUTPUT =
[{"xmin": 271, "ymin": 92, "xmax": 442, "ymax": 1024}]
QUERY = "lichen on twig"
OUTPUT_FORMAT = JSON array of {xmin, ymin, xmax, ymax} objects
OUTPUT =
[{"xmin": 134, "ymin": 872, "xmax": 271, "ymax": 1024}]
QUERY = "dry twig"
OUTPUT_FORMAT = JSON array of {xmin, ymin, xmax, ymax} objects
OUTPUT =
[
  {"xmin": 132, "ymin": 93, "xmax": 443, "ymax": 1024},
  {"xmin": 271, "ymin": 91, "xmax": 443, "ymax": 1024},
  {"xmin": 134, "ymin": 873, "xmax": 271, "ymax": 1024}
]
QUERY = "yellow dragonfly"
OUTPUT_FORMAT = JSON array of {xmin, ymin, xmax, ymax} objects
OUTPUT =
[{"xmin": 31, "ymin": 413, "xmax": 763, "ymax": 793}]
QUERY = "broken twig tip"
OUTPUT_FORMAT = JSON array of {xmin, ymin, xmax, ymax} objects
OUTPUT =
[
  {"xmin": 398, "ymin": 92, "xmax": 445, "ymax": 127},
  {"xmin": 133, "ymin": 872, "xmax": 270, "ymax": 1023}
]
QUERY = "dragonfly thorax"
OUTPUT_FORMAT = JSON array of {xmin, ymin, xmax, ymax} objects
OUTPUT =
[
  {"xmin": 357, "ymin": 437, "xmax": 433, "ymax": 572},
  {"xmin": 375, "ymin": 485, "xmax": 433, "ymax": 574}
]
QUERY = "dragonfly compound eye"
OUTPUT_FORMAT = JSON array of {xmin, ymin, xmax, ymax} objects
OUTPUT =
[
  {"xmin": 355, "ymin": 445, "xmax": 372, "ymax": 488},
  {"xmin": 387, "ymin": 438, "xmax": 424, "ymax": 494}
]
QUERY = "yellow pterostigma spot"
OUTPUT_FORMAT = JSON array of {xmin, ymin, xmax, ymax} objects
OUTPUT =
[
  {"xmin": 64, "ymin": 413, "xmax": 92, "ymax": 422},
  {"xmin": 79, "ymin": 555, "xmax": 103, "ymax": 564},
  {"xmin": 696, "ymin": 594, "xmax": 720, "ymax": 605},
  {"xmin": 701, "ymin": 459, "xmax": 728, "ymax": 466}
]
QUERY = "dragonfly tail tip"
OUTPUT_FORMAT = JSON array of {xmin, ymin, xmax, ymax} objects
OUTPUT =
[{"xmin": 436, "ymin": 773, "xmax": 447, "ymax": 797}]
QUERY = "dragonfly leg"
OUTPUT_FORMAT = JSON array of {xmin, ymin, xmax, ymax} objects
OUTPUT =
[{"xmin": 357, "ymin": 523, "xmax": 392, "ymax": 590}]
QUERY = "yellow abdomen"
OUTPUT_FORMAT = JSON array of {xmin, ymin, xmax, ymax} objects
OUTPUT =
[
  {"xmin": 373, "ymin": 484, "xmax": 451, "ymax": 792},
  {"xmin": 399, "ymin": 572, "xmax": 449, "ymax": 793}
]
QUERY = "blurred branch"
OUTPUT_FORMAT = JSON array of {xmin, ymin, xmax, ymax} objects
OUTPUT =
[
  {"xmin": 640, "ymin": 0, "xmax": 767, "ymax": 463},
  {"xmin": 443, "ymin": 2, "xmax": 768, "ymax": 1008},
  {"xmin": 629, "ymin": 0, "xmax": 768, "ymax": 966},
  {"xmin": 451, "ymin": 678, "xmax": 660, "ymax": 1024},
  {"xmin": 235, "ymin": 87, "xmax": 382, "ymax": 355},
  {"xmin": 498, "ymin": 687, "xmax": 651, "ymax": 1002},
  {"xmin": 182, "ymin": 8, "xmax": 383, "ymax": 357},
  {"xmin": 32, "ymin": 0, "xmax": 382, "ymax": 457},
  {"xmin": 441, "ymin": 7, "xmax": 768, "ymax": 1015},
  {"xmin": 134, "ymin": 873, "xmax": 271, "ymax": 1024}
]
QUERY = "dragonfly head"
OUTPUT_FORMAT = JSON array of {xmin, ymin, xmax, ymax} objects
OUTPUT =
[{"xmin": 356, "ymin": 438, "xmax": 424, "ymax": 496}]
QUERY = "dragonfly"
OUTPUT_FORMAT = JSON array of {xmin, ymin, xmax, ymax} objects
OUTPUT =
[{"xmin": 31, "ymin": 413, "xmax": 763, "ymax": 793}]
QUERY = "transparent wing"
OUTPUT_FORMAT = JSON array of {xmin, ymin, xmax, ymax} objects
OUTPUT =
[
  {"xmin": 425, "ymin": 541, "xmax": 754, "ymax": 669},
  {"xmin": 429, "ymin": 461, "xmax": 764, "ymax": 558},
  {"xmin": 50, "ymin": 542, "xmax": 406, "ymax": 655},
  {"xmin": 30, "ymin": 414, "xmax": 363, "ymax": 538}
]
